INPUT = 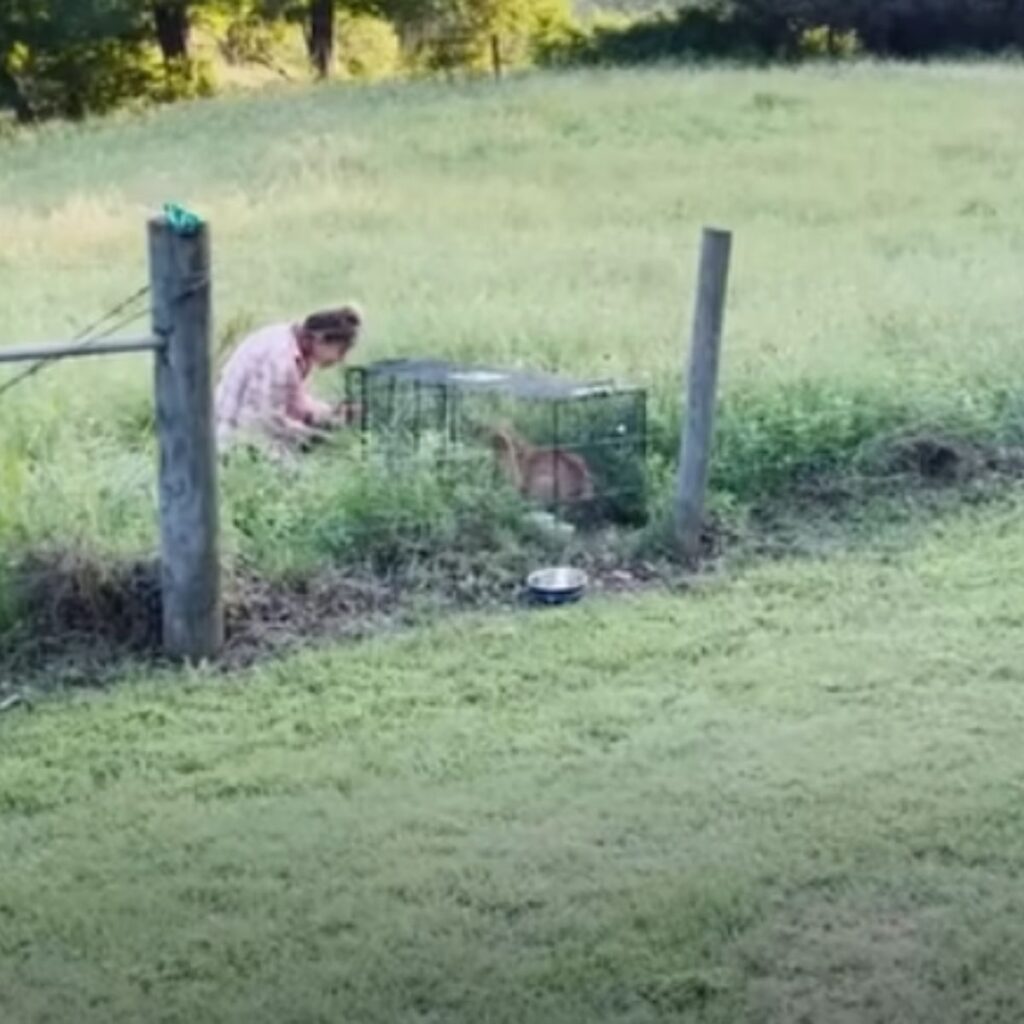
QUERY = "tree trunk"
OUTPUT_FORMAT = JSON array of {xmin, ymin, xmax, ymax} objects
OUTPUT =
[
  {"xmin": 153, "ymin": 2, "xmax": 191, "ymax": 62},
  {"xmin": 306, "ymin": 0, "xmax": 336, "ymax": 79},
  {"xmin": 490, "ymin": 34, "xmax": 503, "ymax": 80}
]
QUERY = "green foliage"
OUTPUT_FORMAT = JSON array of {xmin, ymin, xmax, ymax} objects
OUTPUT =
[
  {"xmin": 0, "ymin": 0, "xmax": 582, "ymax": 117},
  {"xmin": 336, "ymin": 11, "xmax": 400, "ymax": 78},
  {"xmin": 203, "ymin": 3, "xmax": 290, "ymax": 65},
  {"xmin": 6, "ymin": 0, "xmax": 1024, "ymax": 123},
  {"xmin": 798, "ymin": 24, "xmax": 861, "ymax": 59},
  {"xmin": 543, "ymin": 0, "xmax": 1024, "ymax": 67},
  {"xmin": 153, "ymin": 53, "xmax": 217, "ymax": 100},
  {"xmin": 711, "ymin": 382, "xmax": 910, "ymax": 500},
  {"xmin": 222, "ymin": 440, "xmax": 530, "ymax": 576},
  {"xmin": 0, "ymin": 440, "xmax": 28, "ymax": 546},
  {"xmin": 3, "ymin": 35, "xmax": 151, "ymax": 120},
  {"xmin": 374, "ymin": 0, "xmax": 575, "ymax": 75},
  {"xmin": 475, "ymin": 0, "xmax": 576, "ymax": 68},
  {"xmin": 1, "ymin": 1, "xmax": 132, "ymax": 114},
  {"xmin": 0, "ymin": 0, "xmax": 218, "ymax": 119},
  {"xmin": 537, "ymin": 4, "xmax": 771, "ymax": 66}
]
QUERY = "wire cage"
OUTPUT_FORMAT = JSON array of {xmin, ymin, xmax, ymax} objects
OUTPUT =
[{"xmin": 345, "ymin": 358, "xmax": 648, "ymax": 525}]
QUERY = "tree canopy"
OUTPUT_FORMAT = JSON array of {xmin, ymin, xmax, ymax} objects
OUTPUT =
[{"xmin": 4, "ymin": 0, "xmax": 1024, "ymax": 124}]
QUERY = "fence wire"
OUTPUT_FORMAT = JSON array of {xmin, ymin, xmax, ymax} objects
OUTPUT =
[{"xmin": 0, "ymin": 284, "xmax": 151, "ymax": 404}]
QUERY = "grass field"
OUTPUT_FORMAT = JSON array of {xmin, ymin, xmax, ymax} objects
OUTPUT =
[
  {"xmin": 2, "ymin": 497, "xmax": 1024, "ymax": 1023},
  {"xmin": 4, "ymin": 63, "xmax": 1024, "ymax": 393},
  {"xmin": 3, "ymin": 62, "xmax": 1024, "ymax": 586},
  {"xmin": 4, "ymin": 62, "xmax": 1024, "ymax": 1021}
]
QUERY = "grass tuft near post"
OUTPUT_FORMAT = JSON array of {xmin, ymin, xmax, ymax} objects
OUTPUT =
[{"xmin": 675, "ymin": 226, "xmax": 732, "ymax": 563}]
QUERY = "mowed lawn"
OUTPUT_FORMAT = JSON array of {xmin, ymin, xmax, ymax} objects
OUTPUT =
[{"xmin": 2, "ymin": 498, "xmax": 1024, "ymax": 1023}]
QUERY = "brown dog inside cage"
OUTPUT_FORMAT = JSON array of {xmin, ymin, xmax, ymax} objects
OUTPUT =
[{"xmin": 482, "ymin": 423, "xmax": 595, "ymax": 506}]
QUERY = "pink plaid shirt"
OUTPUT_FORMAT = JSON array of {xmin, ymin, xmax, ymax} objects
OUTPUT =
[{"xmin": 215, "ymin": 323, "xmax": 334, "ymax": 454}]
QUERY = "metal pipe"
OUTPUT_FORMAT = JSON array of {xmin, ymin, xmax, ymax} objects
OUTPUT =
[{"xmin": 0, "ymin": 336, "xmax": 164, "ymax": 364}]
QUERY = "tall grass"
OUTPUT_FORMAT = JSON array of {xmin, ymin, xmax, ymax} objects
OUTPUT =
[
  {"xmin": 2, "ymin": 63, "xmax": 1024, "ymax": 581},
  {"xmin": 221, "ymin": 440, "xmax": 535, "ymax": 577}
]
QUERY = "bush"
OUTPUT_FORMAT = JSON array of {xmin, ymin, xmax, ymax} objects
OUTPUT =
[
  {"xmin": 4, "ymin": 40, "xmax": 213, "ymax": 121},
  {"xmin": 538, "ymin": 5, "xmax": 773, "ymax": 67},
  {"xmin": 152, "ymin": 56, "xmax": 216, "ymax": 103},
  {"xmin": 710, "ymin": 382, "xmax": 909, "ymax": 500},
  {"xmin": 214, "ymin": 12, "xmax": 289, "ymax": 66},
  {"xmin": 404, "ymin": 0, "xmax": 576, "ymax": 77},
  {"xmin": 337, "ymin": 14, "xmax": 401, "ymax": 81},
  {"xmin": 221, "ymin": 439, "xmax": 531, "ymax": 577},
  {"xmin": 542, "ymin": 0, "xmax": 1024, "ymax": 66},
  {"xmin": 798, "ymin": 25, "xmax": 861, "ymax": 59},
  {"xmin": 8, "ymin": 39, "xmax": 155, "ymax": 120}
]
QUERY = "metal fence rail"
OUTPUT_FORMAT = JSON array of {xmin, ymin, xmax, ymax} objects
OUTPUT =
[{"xmin": 0, "ymin": 336, "xmax": 163, "ymax": 363}]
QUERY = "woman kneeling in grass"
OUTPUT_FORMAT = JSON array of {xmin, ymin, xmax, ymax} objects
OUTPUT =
[{"xmin": 215, "ymin": 306, "xmax": 362, "ymax": 458}]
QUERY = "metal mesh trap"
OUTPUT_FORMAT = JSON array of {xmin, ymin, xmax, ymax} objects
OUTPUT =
[{"xmin": 345, "ymin": 358, "xmax": 648, "ymax": 524}]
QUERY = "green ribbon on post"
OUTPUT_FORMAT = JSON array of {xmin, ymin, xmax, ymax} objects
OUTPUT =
[{"xmin": 163, "ymin": 202, "xmax": 204, "ymax": 237}]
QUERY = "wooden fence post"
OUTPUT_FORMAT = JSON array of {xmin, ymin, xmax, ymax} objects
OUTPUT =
[
  {"xmin": 675, "ymin": 226, "xmax": 732, "ymax": 562},
  {"xmin": 148, "ymin": 216, "xmax": 223, "ymax": 662}
]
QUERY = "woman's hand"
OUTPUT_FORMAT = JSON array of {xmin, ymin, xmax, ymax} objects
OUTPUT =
[{"xmin": 333, "ymin": 400, "xmax": 363, "ymax": 427}]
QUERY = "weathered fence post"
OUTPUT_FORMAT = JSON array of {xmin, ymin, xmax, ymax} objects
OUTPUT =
[
  {"xmin": 675, "ymin": 226, "xmax": 732, "ymax": 563},
  {"xmin": 147, "ymin": 215, "xmax": 223, "ymax": 661}
]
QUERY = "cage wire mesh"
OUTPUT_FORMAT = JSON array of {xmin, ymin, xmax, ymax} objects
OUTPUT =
[{"xmin": 346, "ymin": 359, "xmax": 648, "ymax": 525}]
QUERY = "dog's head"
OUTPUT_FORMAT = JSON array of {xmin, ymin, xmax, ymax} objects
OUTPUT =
[{"xmin": 471, "ymin": 420, "xmax": 522, "ymax": 457}]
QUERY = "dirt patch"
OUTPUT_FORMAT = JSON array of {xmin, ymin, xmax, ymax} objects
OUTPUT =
[
  {"xmin": 223, "ymin": 568, "xmax": 399, "ymax": 667},
  {"xmin": 880, "ymin": 434, "xmax": 986, "ymax": 482},
  {"xmin": 5, "ymin": 550, "xmax": 163, "ymax": 661},
  {"xmin": 0, "ymin": 553, "xmax": 401, "ymax": 687},
  {"xmin": 747, "ymin": 435, "xmax": 1024, "ymax": 542},
  {"xmin": 862, "ymin": 432, "xmax": 1024, "ymax": 488},
  {"xmin": 0, "ymin": 544, "xmax": 684, "ymax": 691}
]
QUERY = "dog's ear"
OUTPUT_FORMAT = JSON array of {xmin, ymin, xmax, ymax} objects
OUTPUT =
[{"xmin": 474, "ymin": 420, "xmax": 510, "ymax": 445}]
